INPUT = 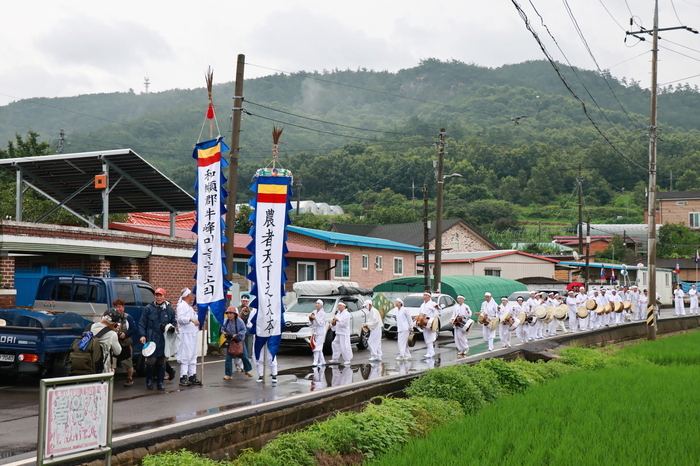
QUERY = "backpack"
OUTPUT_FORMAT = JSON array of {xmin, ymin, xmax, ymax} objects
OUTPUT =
[{"xmin": 70, "ymin": 323, "xmax": 112, "ymax": 375}]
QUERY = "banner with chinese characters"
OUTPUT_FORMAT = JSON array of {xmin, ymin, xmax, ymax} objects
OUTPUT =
[
  {"xmin": 247, "ymin": 169, "xmax": 293, "ymax": 359},
  {"xmin": 192, "ymin": 136, "xmax": 231, "ymax": 327}
]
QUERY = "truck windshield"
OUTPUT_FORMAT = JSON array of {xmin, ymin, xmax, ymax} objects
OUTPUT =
[{"xmin": 287, "ymin": 298, "xmax": 334, "ymax": 313}]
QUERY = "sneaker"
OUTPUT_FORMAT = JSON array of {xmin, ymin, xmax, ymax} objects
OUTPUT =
[
  {"xmin": 223, "ymin": 375, "xmax": 232, "ymax": 380},
  {"xmin": 342, "ymin": 361, "xmax": 352, "ymax": 366},
  {"xmin": 328, "ymin": 359, "xmax": 339, "ymax": 364},
  {"xmin": 179, "ymin": 376, "xmax": 191, "ymax": 386},
  {"xmin": 188, "ymin": 375, "xmax": 202, "ymax": 386},
  {"xmin": 396, "ymin": 356, "xmax": 403, "ymax": 360},
  {"xmin": 123, "ymin": 378, "xmax": 134, "ymax": 387},
  {"xmin": 256, "ymin": 377, "xmax": 263, "ymax": 383},
  {"xmin": 271, "ymin": 376, "xmax": 278, "ymax": 384}
]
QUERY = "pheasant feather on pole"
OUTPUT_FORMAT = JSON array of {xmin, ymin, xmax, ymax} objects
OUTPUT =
[{"xmin": 272, "ymin": 125, "xmax": 283, "ymax": 169}]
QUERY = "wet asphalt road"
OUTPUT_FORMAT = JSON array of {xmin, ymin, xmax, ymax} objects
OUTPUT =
[{"xmin": 0, "ymin": 308, "xmax": 680, "ymax": 464}]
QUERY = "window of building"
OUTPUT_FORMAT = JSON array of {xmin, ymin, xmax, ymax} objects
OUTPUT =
[
  {"xmin": 375, "ymin": 255, "xmax": 383, "ymax": 271},
  {"xmin": 334, "ymin": 254, "xmax": 350, "ymax": 279},
  {"xmin": 362, "ymin": 254, "xmax": 369, "ymax": 270},
  {"xmin": 393, "ymin": 257, "xmax": 404, "ymax": 275},
  {"xmin": 297, "ymin": 262, "xmax": 316, "ymax": 282},
  {"xmin": 453, "ymin": 236, "xmax": 460, "ymax": 250},
  {"xmin": 690, "ymin": 212, "xmax": 700, "ymax": 229},
  {"xmin": 232, "ymin": 260, "xmax": 248, "ymax": 276},
  {"xmin": 484, "ymin": 269, "xmax": 501, "ymax": 277}
]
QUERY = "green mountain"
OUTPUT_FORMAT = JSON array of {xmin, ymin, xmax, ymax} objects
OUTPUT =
[{"xmin": 2, "ymin": 59, "xmax": 700, "ymax": 231}]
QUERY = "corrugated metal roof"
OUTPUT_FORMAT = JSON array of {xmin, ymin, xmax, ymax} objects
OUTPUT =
[
  {"xmin": 373, "ymin": 275, "xmax": 527, "ymax": 313},
  {"xmin": 419, "ymin": 249, "xmax": 559, "ymax": 264},
  {"xmin": 0, "ymin": 149, "xmax": 194, "ymax": 216},
  {"xmin": 128, "ymin": 211, "xmax": 196, "ymax": 229},
  {"xmin": 288, "ymin": 226, "xmax": 423, "ymax": 252}
]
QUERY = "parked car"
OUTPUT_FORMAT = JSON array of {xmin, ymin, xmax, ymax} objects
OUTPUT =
[
  {"xmin": 281, "ymin": 281, "xmax": 372, "ymax": 354},
  {"xmin": 383, "ymin": 293, "xmax": 456, "ymax": 339}
]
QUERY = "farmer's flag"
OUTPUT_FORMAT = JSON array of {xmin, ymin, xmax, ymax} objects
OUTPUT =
[
  {"xmin": 675, "ymin": 259, "xmax": 681, "ymax": 274},
  {"xmin": 600, "ymin": 264, "xmax": 605, "ymax": 280},
  {"xmin": 247, "ymin": 173, "xmax": 293, "ymax": 360},
  {"xmin": 610, "ymin": 268, "xmax": 616, "ymax": 282},
  {"xmin": 191, "ymin": 136, "xmax": 231, "ymax": 327}
]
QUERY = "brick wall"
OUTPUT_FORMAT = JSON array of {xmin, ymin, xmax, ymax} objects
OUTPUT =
[
  {"xmin": 657, "ymin": 199, "xmax": 700, "ymax": 228},
  {"xmin": 0, "ymin": 256, "xmax": 15, "ymax": 289},
  {"xmin": 431, "ymin": 224, "xmax": 493, "ymax": 253}
]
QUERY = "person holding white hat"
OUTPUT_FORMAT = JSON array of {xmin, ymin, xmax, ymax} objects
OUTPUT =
[
  {"xmin": 364, "ymin": 300, "xmax": 383, "ymax": 362},
  {"xmin": 480, "ymin": 292, "xmax": 498, "ymax": 351},
  {"xmin": 417, "ymin": 291, "xmax": 438, "ymax": 359},
  {"xmin": 609, "ymin": 288, "xmax": 622, "ymax": 326},
  {"xmin": 176, "ymin": 288, "xmax": 200, "ymax": 386},
  {"xmin": 309, "ymin": 300, "xmax": 327, "ymax": 367},
  {"xmin": 566, "ymin": 290, "xmax": 578, "ymax": 333},
  {"xmin": 513, "ymin": 297, "xmax": 529, "ymax": 343},
  {"xmin": 393, "ymin": 298, "xmax": 413, "ymax": 360},
  {"xmin": 329, "ymin": 302, "xmax": 353, "ymax": 365},
  {"xmin": 525, "ymin": 291, "xmax": 539, "ymax": 341},
  {"xmin": 689, "ymin": 285, "xmax": 699, "ymax": 315},
  {"xmin": 450, "ymin": 295, "xmax": 472, "ymax": 355},
  {"xmin": 498, "ymin": 296, "xmax": 513, "ymax": 348}
]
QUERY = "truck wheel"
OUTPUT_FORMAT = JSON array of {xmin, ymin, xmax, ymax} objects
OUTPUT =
[
  {"xmin": 135, "ymin": 355, "xmax": 147, "ymax": 377},
  {"xmin": 356, "ymin": 329, "xmax": 369, "ymax": 350},
  {"xmin": 51, "ymin": 352, "xmax": 71, "ymax": 378}
]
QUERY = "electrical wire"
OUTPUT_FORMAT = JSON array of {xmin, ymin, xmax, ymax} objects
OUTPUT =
[
  {"xmin": 670, "ymin": 0, "xmax": 684, "ymax": 24},
  {"xmin": 512, "ymin": 0, "xmax": 649, "ymax": 173},
  {"xmin": 598, "ymin": 0, "xmax": 628, "ymax": 31}
]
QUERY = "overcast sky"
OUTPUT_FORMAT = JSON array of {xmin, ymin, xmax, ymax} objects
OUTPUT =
[{"xmin": 2, "ymin": 0, "xmax": 700, "ymax": 107}]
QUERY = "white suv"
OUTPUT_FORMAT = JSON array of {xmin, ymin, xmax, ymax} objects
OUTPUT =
[{"xmin": 383, "ymin": 293, "xmax": 456, "ymax": 339}]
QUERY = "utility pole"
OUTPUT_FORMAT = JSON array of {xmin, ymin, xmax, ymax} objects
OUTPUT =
[
  {"xmin": 669, "ymin": 169, "xmax": 673, "ymax": 191},
  {"xmin": 57, "ymin": 129, "xmax": 65, "ymax": 154},
  {"xmin": 296, "ymin": 175, "xmax": 302, "ymax": 216},
  {"xmin": 578, "ymin": 164, "xmax": 583, "ymax": 255},
  {"xmin": 423, "ymin": 184, "xmax": 430, "ymax": 292},
  {"xmin": 225, "ymin": 54, "xmax": 245, "ymax": 284},
  {"xmin": 585, "ymin": 213, "xmax": 591, "ymax": 293},
  {"xmin": 434, "ymin": 129, "xmax": 446, "ymax": 294},
  {"xmin": 627, "ymin": 1, "xmax": 697, "ymax": 340},
  {"xmin": 144, "ymin": 76, "xmax": 150, "ymax": 94}
]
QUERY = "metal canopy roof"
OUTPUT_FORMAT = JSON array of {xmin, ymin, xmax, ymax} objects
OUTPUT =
[{"xmin": 0, "ymin": 149, "xmax": 194, "ymax": 230}]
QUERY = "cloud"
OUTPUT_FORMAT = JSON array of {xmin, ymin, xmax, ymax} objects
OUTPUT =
[
  {"xmin": 245, "ymin": 8, "xmax": 414, "ymax": 73},
  {"xmin": 35, "ymin": 16, "xmax": 174, "ymax": 72}
]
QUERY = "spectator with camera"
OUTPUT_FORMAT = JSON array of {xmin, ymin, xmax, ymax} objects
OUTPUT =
[
  {"xmin": 222, "ymin": 307, "xmax": 253, "ymax": 379},
  {"xmin": 113, "ymin": 298, "xmax": 137, "ymax": 386},
  {"xmin": 138, "ymin": 288, "xmax": 177, "ymax": 391}
]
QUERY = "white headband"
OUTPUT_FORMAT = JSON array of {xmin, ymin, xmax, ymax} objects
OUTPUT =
[
  {"xmin": 457, "ymin": 295, "xmax": 465, "ymax": 300},
  {"xmin": 177, "ymin": 288, "xmax": 192, "ymax": 305},
  {"xmin": 485, "ymin": 292, "xmax": 492, "ymax": 297},
  {"xmin": 364, "ymin": 300, "xmax": 373, "ymax": 307},
  {"xmin": 396, "ymin": 298, "xmax": 404, "ymax": 305},
  {"xmin": 316, "ymin": 299, "xmax": 324, "ymax": 305}
]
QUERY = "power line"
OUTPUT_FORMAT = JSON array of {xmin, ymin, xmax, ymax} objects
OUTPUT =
[
  {"xmin": 244, "ymin": 100, "xmax": 420, "ymax": 136},
  {"xmin": 670, "ymin": 0, "xmax": 684, "ymax": 24},
  {"xmin": 598, "ymin": 0, "xmax": 628, "ymax": 31},
  {"xmin": 512, "ymin": 0, "xmax": 649, "ymax": 173}
]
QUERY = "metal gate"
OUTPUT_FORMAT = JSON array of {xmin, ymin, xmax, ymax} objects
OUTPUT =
[{"xmin": 14, "ymin": 267, "xmax": 85, "ymax": 307}]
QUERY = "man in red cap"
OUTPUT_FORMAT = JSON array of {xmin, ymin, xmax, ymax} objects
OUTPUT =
[{"xmin": 139, "ymin": 287, "xmax": 177, "ymax": 391}]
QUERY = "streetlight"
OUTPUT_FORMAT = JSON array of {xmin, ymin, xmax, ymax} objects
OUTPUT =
[{"xmin": 434, "ymin": 148, "xmax": 462, "ymax": 293}]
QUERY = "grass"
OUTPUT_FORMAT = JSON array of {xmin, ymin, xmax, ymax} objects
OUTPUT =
[{"xmin": 370, "ymin": 363, "xmax": 700, "ymax": 466}]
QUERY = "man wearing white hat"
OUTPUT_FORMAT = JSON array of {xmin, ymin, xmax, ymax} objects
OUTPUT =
[
  {"xmin": 629, "ymin": 285, "xmax": 640, "ymax": 321},
  {"xmin": 417, "ymin": 291, "xmax": 439, "ymax": 359},
  {"xmin": 525, "ymin": 291, "xmax": 538, "ymax": 341},
  {"xmin": 450, "ymin": 295, "xmax": 472, "ymax": 355},
  {"xmin": 309, "ymin": 300, "xmax": 327, "ymax": 367},
  {"xmin": 609, "ymin": 289, "xmax": 622, "ymax": 325},
  {"xmin": 513, "ymin": 297, "xmax": 529, "ymax": 343},
  {"xmin": 480, "ymin": 292, "xmax": 498, "ymax": 351},
  {"xmin": 393, "ymin": 298, "xmax": 413, "ymax": 360},
  {"xmin": 329, "ymin": 301, "xmax": 353, "ymax": 365},
  {"xmin": 498, "ymin": 296, "xmax": 513, "ymax": 348},
  {"xmin": 689, "ymin": 285, "xmax": 699, "ymax": 315},
  {"xmin": 575, "ymin": 286, "xmax": 589, "ymax": 330},
  {"xmin": 176, "ymin": 288, "xmax": 200, "ymax": 386},
  {"xmin": 364, "ymin": 300, "xmax": 383, "ymax": 362},
  {"xmin": 565, "ymin": 290, "xmax": 578, "ymax": 333}
]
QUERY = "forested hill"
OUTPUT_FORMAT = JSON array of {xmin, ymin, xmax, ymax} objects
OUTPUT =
[{"xmin": 2, "ymin": 59, "xmax": 700, "ymax": 231}]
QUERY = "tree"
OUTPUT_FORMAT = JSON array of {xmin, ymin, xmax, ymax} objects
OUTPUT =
[
  {"xmin": 658, "ymin": 222, "xmax": 700, "ymax": 258},
  {"xmin": 676, "ymin": 169, "xmax": 700, "ymax": 191},
  {"xmin": 464, "ymin": 200, "xmax": 518, "ymax": 228},
  {"xmin": 595, "ymin": 235, "xmax": 632, "ymax": 263},
  {"xmin": 234, "ymin": 205, "xmax": 254, "ymax": 234}
]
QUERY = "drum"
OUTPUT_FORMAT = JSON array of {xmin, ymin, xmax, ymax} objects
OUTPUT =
[
  {"xmin": 576, "ymin": 306, "xmax": 589, "ymax": 319},
  {"xmin": 613, "ymin": 302, "xmax": 623, "ymax": 313},
  {"xmin": 415, "ymin": 313, "xmax": 428, "ymax": 328},
  {"xmin": 596, "ymin": 305, "xmax": 605, "ymax": 315},
  {"xmin": 604, "ymin": 303, "xmax": 613, "ymax": 314},
  {"xmin": 463, "ymin": 319, "xmax": 474, "ymax": 333},
  {"xmin": 622, "ymin": 300, "xmax": 632, "ymax": 311},
  {"xmin": 453, "ymin": 316, "xmax": 466, "ymax": 328},
  {"xmin": 554, "ymin": 304, "xmax": 568, "ymax": 320},
  {"xmin": 309, "ymin": 313, "xmax": 317, "ymax": 321},
  {"xmin": 534, "ymin": 305, "xmax": 547, "ymax": 320},
  {"xmin": 362, "ymin": 324, "xmax": 370, "ymax": 333},
  {"xmin": 544, "ymin": 310, "xmax": 554, "ymax": 324},
  {"xmin": 477, "ymin": 312, "xmax": 490, "ymax": 325},
  {"xmin": 508, "ymin": 317, "xmax": 521, "ymax": 331},
  {"xmin": 488, "ymin": 317, "xmax": 500, "ymax": 331},
  {"xmin": 518, "ymin": 311, "xmax": 527, "ymax": 324},
  {"xmin": 430, "ymin": 317, "xmax": 439, "ymax": 332},
  {"xmin": 586, "ymin": 299, "xmax": 597, "ymax": 311}
]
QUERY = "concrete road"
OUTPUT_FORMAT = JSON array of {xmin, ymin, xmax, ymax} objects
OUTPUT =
[{"xmin": 0, "ymin": 307, "xmax": 679, "ymax": 464}]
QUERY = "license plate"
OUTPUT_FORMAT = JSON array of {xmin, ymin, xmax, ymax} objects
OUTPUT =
[
  {"xmin": 0, "ymin": 354, "xmax": 14, "ymax": 362},
  {"xmin": 281, "ymin": 333, "xmax": 296, "ymax": 340}
]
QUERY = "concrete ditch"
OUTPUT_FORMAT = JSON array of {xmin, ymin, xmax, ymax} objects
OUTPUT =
[{"xmin": 88, "ymin": 315, "xmax": 700, "ymax": 466}]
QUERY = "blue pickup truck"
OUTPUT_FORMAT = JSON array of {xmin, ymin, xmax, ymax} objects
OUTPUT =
[{"xmin": 0, "ymin": 275, "xmax": 155, "ymax": 379}]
